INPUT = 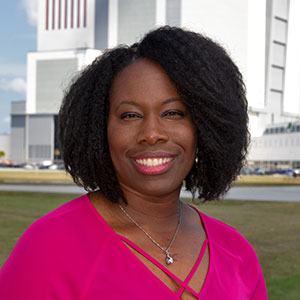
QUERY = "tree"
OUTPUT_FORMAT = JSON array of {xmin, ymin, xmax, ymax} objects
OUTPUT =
[{"xmin": 0, "ymin": 151, "xmax": 5, "ymax": 160}]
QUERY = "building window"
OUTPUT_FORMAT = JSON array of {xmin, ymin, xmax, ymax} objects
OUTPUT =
[
  {"xmin": 273, "ymin": 0, "xmax": 289, "ymax": 19},
  {"xmin": 270, "ymin": 66, "xmax": 284, "ymax": 90},
  {"xmin": 273, "ymin": 17, "xmax": 288, "ymax": 43},
  {"xmin": 29, "ymin": 145, "xmax": 51, "ymax": 159},
  {"xmin": 272, "ymin": 42, "xmax": 286, "ymax": 66}
]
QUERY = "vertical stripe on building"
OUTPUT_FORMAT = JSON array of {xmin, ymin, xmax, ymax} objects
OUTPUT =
[
  {"xmin": 58, "ymin": 0, "xmax": 61, "ymax": 29},
  {"xmin": 46, "ymin": 0, "xmax": 49, "ymax": 30},
  {"xmin": 77, "ymin": 0, "xmax": 80, "ymax": 27},
  {"xmin": 65, "ymin": 0, "xmax": 68, "ymax": 28},
  {"xmin": 52, "ymin": 0, "xmax": 55, "ymax": 29},
  {"xmin": 71, "ymin": 0, "xmax": 74, "ymax": 28},
  {"xmin": 83, "ymin": 0, "xmax": 87, "ymax": 27}
]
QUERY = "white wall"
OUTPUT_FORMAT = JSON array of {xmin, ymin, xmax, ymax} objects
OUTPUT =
[
  {"xmin": 26, "ymin": 48, "xmax": 101, "ymax": 114},
  {"xmin": 283, "ymin": 0, "xmax": 300, "ymax": 114}
]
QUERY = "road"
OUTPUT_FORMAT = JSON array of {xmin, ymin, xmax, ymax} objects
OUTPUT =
[{"xmin": 0, "ymin": 184, "xmax": 299, "ymax": 202}]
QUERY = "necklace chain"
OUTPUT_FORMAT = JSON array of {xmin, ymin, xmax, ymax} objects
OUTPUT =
[{"xmin": 118, "ymin": 201, "xmax": 182, "ymax": 264}]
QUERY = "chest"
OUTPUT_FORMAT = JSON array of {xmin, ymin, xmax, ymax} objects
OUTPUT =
[
  {"xmin": 79, "ymin": 240, "xmax": 253, "ymax": 300},
  {"xmin": 133, "ymin": 245, "xmax": 210, "ymax": 300}
]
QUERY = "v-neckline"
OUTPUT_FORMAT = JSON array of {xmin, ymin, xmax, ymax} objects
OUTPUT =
[{"xmin": 85, "ymin": 194, "xmax": 213, "ymax": 299}]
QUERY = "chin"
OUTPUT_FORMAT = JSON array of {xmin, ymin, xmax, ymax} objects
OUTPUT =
[{"xmin": 134, "ymin": 181, "xmax": 182, "ymax": 198}]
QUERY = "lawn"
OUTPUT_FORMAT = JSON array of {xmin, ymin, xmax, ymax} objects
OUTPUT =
[
  {"xmin": 235, "ymin": 175, "xmax": 300, "ymax": 186},
  {"xmin": 0, "ymin": 191, "xmax": 299, "ymax": 299},
  {"xmin": 0, "ymin": 169, "xmax": 72, "ymax": 184}
]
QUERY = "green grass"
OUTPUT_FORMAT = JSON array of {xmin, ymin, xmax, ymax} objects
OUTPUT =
[
  {"xmin": 1, "ymin": 191, "xmax": 300, "ymax": 299},
  {"xmin": 0, "ymin": 170, "xmax": 73, "ymax": 183},
  {"xmin": 0, "ymin": 191, "xmax": 81, "ymax": 267},
  {"xmin": 234, "ymin": 175, "xmax": 300, "ymax": 186}
]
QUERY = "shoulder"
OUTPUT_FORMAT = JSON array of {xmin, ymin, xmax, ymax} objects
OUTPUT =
[
  {"xmin": 0, "ymin": 194, "xmax": 113, "ymax": 298},
  {"xmin": 197, "ymin": 211, "xmax": 267, "ymax": 299},
  {"xmin": 9, "ymin": 194, "xmax": 111, "ymax": 254},
  {"xmin": 201, "ymin": 212, "xmax": 253, "ymax": 250},
  {"xmin": 199, "ymin": 211, "xmax": 261, "ymax": 268},
  {"xmin": 1, "ymin": 194, "xmax": 114, "ymax": 270}
]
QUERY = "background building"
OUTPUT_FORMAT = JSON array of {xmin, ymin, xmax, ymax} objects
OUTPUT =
[
  {"xmin": 249, "ymin": 121, "xmax": 300, "ymax": 169},
  {"xmin": 247, "ymin": 0, "xmax": 300, "ymax": 168},
  {"xmin": 10, "ymin": 0, "xmax": 300, "ymax": 166},
  {"xmin": 11, "ymin": 0, "xmax": 102, "ymax": 163}
]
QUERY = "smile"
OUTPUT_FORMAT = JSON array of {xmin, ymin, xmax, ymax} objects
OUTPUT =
[
  {"xmin": 135, "ymin": 157, "xmax": 173, "ymax": 167},
  {"xmin": 131, "ymin": 153, "xmax": 176, "ymax": 175}
]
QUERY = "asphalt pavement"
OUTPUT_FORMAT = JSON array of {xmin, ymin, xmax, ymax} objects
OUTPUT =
[{"xmin": 0, "ymin": 184, "xmax": 299, "ymax": 202}]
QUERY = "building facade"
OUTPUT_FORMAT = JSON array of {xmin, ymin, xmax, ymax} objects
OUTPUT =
[
  {"xmin": 247, "ymin": 0, "xmax": 300, "ymax": 167},
  {"xmin": 249, "ymin": 121, "xmax": 300, "ymax": 169},
  {"xmin": 10, "ymin": 0, "xmax": 300, "ymax": 165}
]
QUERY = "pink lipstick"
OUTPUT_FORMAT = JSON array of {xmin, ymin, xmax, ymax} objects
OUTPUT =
[{"xmin": 131, "ymin": 152, "xmax": 176, "ymax": 175}]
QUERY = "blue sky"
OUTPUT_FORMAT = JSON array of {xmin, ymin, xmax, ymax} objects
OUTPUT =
[{"xmin": 0, "ymin": 0, "xmax": 37, "ymax": 134}]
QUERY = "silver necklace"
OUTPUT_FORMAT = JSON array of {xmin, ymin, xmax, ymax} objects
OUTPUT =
[{"xmin": 118, "ymin": 201, "xmax": 182, "ymax": 265}]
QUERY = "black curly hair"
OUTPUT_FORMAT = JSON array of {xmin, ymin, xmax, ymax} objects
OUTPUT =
[{"xmin": 59, "ymin": 26, "xmax": 249, "ymax": 203}]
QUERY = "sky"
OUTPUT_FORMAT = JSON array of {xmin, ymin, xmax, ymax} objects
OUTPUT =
[{"xmin": 0, "ymin": 0, "xmax": 37, "ymax": 134}]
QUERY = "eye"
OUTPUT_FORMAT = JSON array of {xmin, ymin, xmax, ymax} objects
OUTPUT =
[
  {"xmin": 120, "ymin": 112, "xmax": 142, "ymax": 120},
  {"xmin": 162, "ymin": 110, "xmax": 185, "ymax": 119}
]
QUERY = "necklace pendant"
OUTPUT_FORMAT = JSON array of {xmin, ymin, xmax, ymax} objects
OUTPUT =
[{"xmin": 165, "ymin": 251, "xmax": 174, "ymax": 265}]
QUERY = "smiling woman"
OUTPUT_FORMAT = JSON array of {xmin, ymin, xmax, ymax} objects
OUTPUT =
[{"xmin": 0, "ymin": 27, "xmax": 267, "ymax": 300}]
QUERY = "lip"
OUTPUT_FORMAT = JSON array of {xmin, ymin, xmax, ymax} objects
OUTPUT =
[{"xmin": 130, "ymin": 151, "xmax": 176, "ymax": 175}]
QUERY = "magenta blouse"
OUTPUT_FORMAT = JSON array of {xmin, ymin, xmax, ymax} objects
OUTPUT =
[{"xmin": 0, "ymin": 194, "xmax": 267, "ymax": 299}]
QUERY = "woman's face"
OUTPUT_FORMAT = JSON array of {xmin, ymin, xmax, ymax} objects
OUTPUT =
[{"xmin": 107, "ymin": 59, "xmax": 197, "ymax": 197}]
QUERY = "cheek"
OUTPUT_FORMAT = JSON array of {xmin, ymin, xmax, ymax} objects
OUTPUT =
[
  {"xmin": 107, "ymin": 122, "xmax": 133, "ymax": 163},
  {"xmin": 173, "ymin": 124, "xmax": 197, "ymax": 154}
]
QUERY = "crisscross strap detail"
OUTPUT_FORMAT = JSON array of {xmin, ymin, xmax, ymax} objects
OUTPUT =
[
  {"xmin": 118, "ymin": 235, "xmax": 209, "ymax": 298},
  {"xmin": 176, "ymin": 239, "xmax": 208, "ymax": 297}
]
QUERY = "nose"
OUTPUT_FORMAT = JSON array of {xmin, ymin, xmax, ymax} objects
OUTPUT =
[{"xmin": 136, "ymin": 116, "xmax": 169, "ymax": 145}]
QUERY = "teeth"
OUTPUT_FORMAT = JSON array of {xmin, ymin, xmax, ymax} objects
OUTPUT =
[{"xmin": 135, "ymin": 157, "xmax": 172, "ymax": 167}]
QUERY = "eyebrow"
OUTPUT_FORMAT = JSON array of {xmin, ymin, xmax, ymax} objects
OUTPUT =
[
  {"xmin": 114, "ymin": 98, "xmax": 181, "ymax": 112},
  {"xmin": 162, "ymin": 98, "xmax": 181, "ymax": 105},
  {"xmin": 114, "ymin": 101, "xmax": 139, "ymax": 112}
]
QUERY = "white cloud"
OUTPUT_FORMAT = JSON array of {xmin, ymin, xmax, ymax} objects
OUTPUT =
[
  {"xmin": 0, "ymin": 62, "xmax": 26, "ymax": 77},
  {"xmin": 20, "ymin": 0, "xmax": 38, "ymax": 27},
  {"xmin": 2, "ymin": 116, "xmax": 11, "ymax": 124},
  {"xmin": 0, "ymin": 78, "xmax": 27, "ymax": 94}
]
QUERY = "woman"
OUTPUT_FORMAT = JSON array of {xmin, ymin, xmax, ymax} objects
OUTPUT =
[{"xmin": 0, "ymin": 27, "xmax": 267, "ymax": 299}]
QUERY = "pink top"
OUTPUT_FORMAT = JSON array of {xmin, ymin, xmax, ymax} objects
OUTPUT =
[{"xmin": 0, "ymin": 194, "xmax": 267, "ymax": 299}]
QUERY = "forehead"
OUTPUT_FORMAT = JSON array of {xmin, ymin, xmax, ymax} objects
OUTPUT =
[{"xmin": 109, "ymin": 58, "xmax": 179, "ymax": 106}]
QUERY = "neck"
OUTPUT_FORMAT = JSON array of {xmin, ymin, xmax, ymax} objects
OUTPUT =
[{"xmin": 119, "ymin": 183, "xmax": 181, "ymax": 220}]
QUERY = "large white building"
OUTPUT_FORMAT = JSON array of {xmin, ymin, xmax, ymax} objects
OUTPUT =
[{"xmin": 10, "ymin": 0, "xmax": 300, "ymax": 165}]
